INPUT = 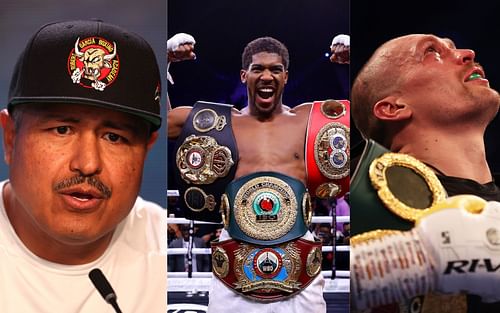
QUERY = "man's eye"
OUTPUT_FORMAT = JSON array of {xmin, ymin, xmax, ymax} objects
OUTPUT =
[
  {"xmin": 426, "ymin": 46, "xmax": 439, "ymax": 53},
  {"xmin": 104, "ymin": 132, "xmax": 124, "ymax": 143},
  {"xmin": 54, "ymin": 126, "xmax": 70, "ymax": 135}
]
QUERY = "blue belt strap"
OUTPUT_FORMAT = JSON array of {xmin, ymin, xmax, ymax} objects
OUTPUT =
[{"xmin": 226, "ymin": 171, "xmax": 309, "ymax": 245}]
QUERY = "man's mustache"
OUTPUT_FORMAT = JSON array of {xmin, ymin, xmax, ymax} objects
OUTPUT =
[{"xmin": 53, "ymin": 176, "xmax": 112, "ymax": 199}]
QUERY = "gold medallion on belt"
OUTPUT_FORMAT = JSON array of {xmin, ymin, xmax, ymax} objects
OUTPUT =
[
  {"xmin": 176, "ymin": 135, "xmax": 234, "ymax": 184},
  {"xmin": 306, "ymin": 246, "xmax": 322, "ymax": 277},
  {"xmin": 233, "ymin": 241, "xmax": 302, "ymax": 293},
  {"xmin": 234, "ymin": 176, "xmax": 297, "ymax": 241},
  {"xmin": 369, "ymin": 152, "xmax": 446, "ymax": 221},
  {"xmin": 212, "ymin": 246, "xmax": 230, "ymax": 278},
  {"xmin": 314, "ymin": 122, "xmax": 350, "ymax": 179},
  {"xmin": 320, "ymin": 99, "xmax": 347, "ymax": 119},
  {"xmin": 193, "ymin": 108, "xmax": 227, "ymax": 132},
  {"xmin": 184, "ymin": 187, "xmax": 216, "ymax": 212}
]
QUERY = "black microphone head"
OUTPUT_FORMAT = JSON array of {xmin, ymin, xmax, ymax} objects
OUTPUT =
[{"xmin": 89, "ymin": 268, "xmax": 117, "ymax": 304}]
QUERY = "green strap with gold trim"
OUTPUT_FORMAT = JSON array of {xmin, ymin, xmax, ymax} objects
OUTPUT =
[{"xmin": 351, "ymin": 140, "xmax": 447, "ymax": 235}]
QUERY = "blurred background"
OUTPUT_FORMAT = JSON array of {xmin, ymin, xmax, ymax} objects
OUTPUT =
[{"xmin": 0, "ymin": 0, "xmax": 166, "ymax": 205}]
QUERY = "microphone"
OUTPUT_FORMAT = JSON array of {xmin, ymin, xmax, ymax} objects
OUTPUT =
[{"xmin": 89, "ymin": 268, "xmax": 123, "ymax": 313}]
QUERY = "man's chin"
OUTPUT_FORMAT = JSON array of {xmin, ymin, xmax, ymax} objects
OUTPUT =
[
  {"xmin": 480, "ymin": 88, "xmax": 500, "ymax": 115},
  {"xmin": 47, "ymin": 219, "xmax": 111, "ymax": 246},
  {"xmin": 255, "ymin": 101, "xmax": 277, "ymax": 114},
  {"xmin": 53, "ymin": 229, "xmax": 102, "ymax": 246}
]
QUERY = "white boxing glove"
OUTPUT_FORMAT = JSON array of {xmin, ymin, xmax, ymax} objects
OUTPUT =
[
  {"xmin": 166, "ymin": 33, "xmax": 196, "ymax": 84},
  {"xmin": 351, "ymin": 195, "xmax": 500, "ymax": 310},
  {"xmin": 167, "ymin": 33, "xmax": 196, "ymax": 52},
  {"xmin": 331, "ymin": 34, "xmax": 350, "ymax": 48},
  {"xmin": 417, "ymin": 195, "xmax": 500, "ymax": 303}
]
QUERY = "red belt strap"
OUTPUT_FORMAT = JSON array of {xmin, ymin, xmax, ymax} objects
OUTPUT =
[
  {"xmin": 211, "ymin": 238, "xmax": 323, "ymax": 301},
  {"xmin": 305, "ymin": 99, "xmax": 350, "ymax": 199}
]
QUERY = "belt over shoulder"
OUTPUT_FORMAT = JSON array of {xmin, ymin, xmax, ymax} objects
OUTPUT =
[
  {"xmin": 350, "ymin": 139, "xmax": 447, "ymax": 236},
  {"xmin": 305, "ymin": 99, "xmax": 350, "ymax": 200},
  {"xmin": 174, "ymin": 101, "xmax": 238, "ymax": 222}
]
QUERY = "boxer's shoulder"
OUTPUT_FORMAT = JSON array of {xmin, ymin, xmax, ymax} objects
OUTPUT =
[{"xmin": 292, "ymin": 102, "xmax": 313, "ymax": 113}]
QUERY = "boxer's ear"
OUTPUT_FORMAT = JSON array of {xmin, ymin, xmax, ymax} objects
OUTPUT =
[
  {"xmin": 240, "ymin": 69, "xmax": 248, "ymax": 83},
  {"xmin": 374, "ymin": 96, "xmax": 411, "ymax": 121}
]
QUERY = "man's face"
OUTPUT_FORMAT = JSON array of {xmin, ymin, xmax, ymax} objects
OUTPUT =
[
  {"xmin": 180, "ymin": 225, "xmax": 190, "ymax": 241},
  {"xmin": 317, "ymin": 226, "xmax": 333, "ymax": 244},
  {"xmin": 2, "ymin": 104, "xmax": 156, "ymax": 250},
  {"xmin": 240, "ymin": 52, "xmax": 288, "ymax": 115},
  {"xmin": 344, "ymin": 223, "xmax": 350, "ymax": 235},
  {"xmin": 384, "ymin": 34, "xmax": 500, "ymax": 125}
]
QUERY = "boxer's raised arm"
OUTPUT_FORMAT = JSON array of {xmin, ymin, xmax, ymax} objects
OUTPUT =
[
  {"xmin": 167, "ymin": 33, "xmax": 196, "ymax": 84},
  {"xmin": 330, "ymin": 34, "xmax": 350, "ymax": 64},
  {"xmin": 167, "ymin": 33, "xmax": 196, "ymax": 63},
  {"xmin": 166, "ymin": 33, "xmax": 197, "ymax": 139}
]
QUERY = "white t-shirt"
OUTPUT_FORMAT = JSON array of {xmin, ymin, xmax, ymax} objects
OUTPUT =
[
  {"xmin": 208, "ymin": 230, "xmax": 326, "ymax": 313},
  {"xmin": 0, "ymin": 181, "xmax": 166, "ymax": 313}
]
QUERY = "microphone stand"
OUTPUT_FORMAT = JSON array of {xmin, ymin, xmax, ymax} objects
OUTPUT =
[
  {"xmin": 109, "ymin": 299, "xmax": 122, "ymax": 313},
  {"xmin": 89, "ymin": 268, "xmax": 123, "ymax": 313}
]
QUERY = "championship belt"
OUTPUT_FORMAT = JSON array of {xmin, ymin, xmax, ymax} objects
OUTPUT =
[
  {"xmin": 211, "ymin": 238, "xmax": 322, "ymax": 301},
  {"xmin": 350, "ymin": 140, "xmax": 451, "ymax": 313},
  {"xmin": 305, "ymin": 100, "xmax": 350, "ymax": 199},
  {"xmin": 350, "ymin": 140, "xmax": 469, "ymax": 313},
  {"xmin": 222, "ymin": 172, "xmax": 312, "ymax": 246},
  {"xmin": 350, "ymin": 139, "xmax": 447, "ymax": 236},
  {"xmin": 174, "ymin": 101, "xmax": 238, "ymax": 222}
]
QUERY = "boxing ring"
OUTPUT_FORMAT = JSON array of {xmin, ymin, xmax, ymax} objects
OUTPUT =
[{"xmin": 167, "ymin": 190, "xmax": 350, "ymax": 312}]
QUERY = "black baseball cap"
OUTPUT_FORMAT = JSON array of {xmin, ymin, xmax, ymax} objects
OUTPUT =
[{"xmin": 8, "ymin": 20, "xmax": 162, "ymax": 130}]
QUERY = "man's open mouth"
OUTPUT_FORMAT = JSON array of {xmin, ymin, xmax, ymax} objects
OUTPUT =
[
  {"xmin": 465, "ymin": 67, "xmax": 485, "ymax": 82},
  {"xmin": 70, "ymin": 192, "xmax": 95, "ymax": 201},
  {"xmin": 257, "ymin": 87, "xmax": 275, "ymax": 99}
]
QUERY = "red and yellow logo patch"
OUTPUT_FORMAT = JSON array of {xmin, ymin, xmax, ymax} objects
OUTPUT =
[{"xmin": 68, "ymin": 36, "xmax": 120, "ymax": 91}]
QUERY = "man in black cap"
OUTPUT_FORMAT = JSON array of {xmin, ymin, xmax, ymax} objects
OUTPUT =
[{"xmin": 0, "ymin": 20, "xmax": 165, "ymax": 312}]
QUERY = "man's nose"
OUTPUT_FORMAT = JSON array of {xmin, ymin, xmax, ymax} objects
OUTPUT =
[
  {"xmin": 260, "ymin": 69, "xmax": 274, "ymax": 81},
  {"xmin": 455, "ymin": 48, "xmax": 475, "ymax": 64},
  {"xmin": 69, "ymin": 133, "xmax": 103, "ymax": 176}
]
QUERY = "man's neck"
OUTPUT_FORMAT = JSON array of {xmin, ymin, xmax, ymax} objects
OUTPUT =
[
  {"xmin": 393, "ymin": 129, "xmax": 492, "ymax": 184},
  {"xmin": 245, "ymin": 103, "xmax": 286, "ymax": 121}
]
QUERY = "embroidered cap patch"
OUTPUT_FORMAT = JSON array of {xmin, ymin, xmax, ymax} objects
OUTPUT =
[{"xmin": 68, "ymin": 36, "xmax": 120, "ymax": 91}]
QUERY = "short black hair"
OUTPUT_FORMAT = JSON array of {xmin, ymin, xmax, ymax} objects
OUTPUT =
[{"xmin": 242, "ymin": 37, "xmax": 290, "ymax": 70}]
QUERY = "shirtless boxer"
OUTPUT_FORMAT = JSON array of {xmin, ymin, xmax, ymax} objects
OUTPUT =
[{"xmin": 168, "ymin": 34, "xmax": 350, "ymax": 313}]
